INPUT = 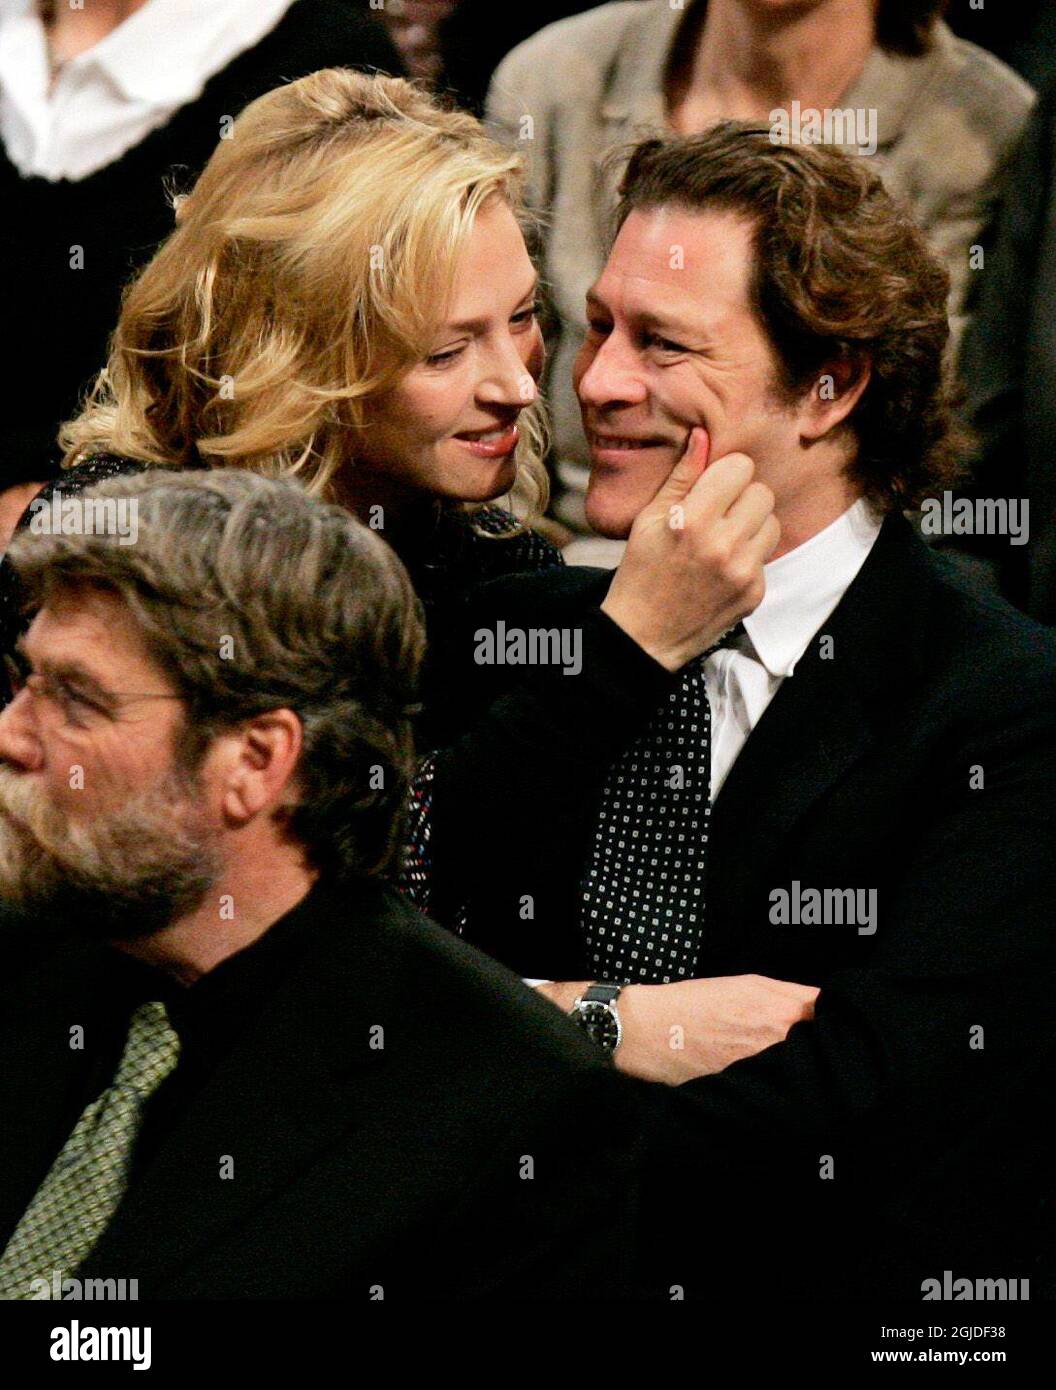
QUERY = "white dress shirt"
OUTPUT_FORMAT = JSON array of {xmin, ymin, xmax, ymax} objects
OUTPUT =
[
  {"xmin": 0, "ymin": 0, "xmax": 295, "ymax": 181},
  {"xmin": 706, "ymin": 497, "xmax": 882, "ymax": 798}
]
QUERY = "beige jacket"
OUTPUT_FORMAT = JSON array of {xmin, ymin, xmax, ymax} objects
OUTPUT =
[{"xmin": 485, "ymin": 1, "xmax": 1034, "ymax": 521}]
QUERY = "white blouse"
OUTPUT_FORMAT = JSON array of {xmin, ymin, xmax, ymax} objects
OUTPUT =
[{"xmin": 0, "ymin": 0, "xmax": 294, "ymax": 181}]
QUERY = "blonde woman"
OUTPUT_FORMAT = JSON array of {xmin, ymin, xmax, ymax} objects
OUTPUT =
[
  {"xmin": 0, "ymin": 68, "xmax": 560, "ymax": 737},
  {"xmin": 0, "ymin": 66, "xmax": 774, "ymax": 944}
]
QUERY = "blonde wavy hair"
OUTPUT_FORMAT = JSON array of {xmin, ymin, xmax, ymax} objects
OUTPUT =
[{"xmin": 60, "ymin": 68, "xmax": 549, "ymax": 522}]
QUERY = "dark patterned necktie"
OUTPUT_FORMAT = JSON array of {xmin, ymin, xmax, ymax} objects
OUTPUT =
[{"xmin": 579, "ymin": 626, "xmax": 743, "ymax": 984}]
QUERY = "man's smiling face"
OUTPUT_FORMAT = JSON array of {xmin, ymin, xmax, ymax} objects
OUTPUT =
[{"xmin": 574, "ymin": 205, "xmax": 818, "ymax": 540}]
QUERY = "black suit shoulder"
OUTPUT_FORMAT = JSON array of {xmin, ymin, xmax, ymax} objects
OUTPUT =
[
  {"xmin": 0, "ymin": 883, "xmax": 647, "ymax": 1298},
  {"xmin": 2, "ymin": 879, "xmax": 612, "ymax": 1092},
  {"xmin": 328, "ymin": 886, "xmax": 648, "ymax": 1297},
  {"xmin": 911, "ymin": 539, "xmax": 1056, "ymax": 714},
  {"xmin": 332, "ymin": 879, "xmax": 614, "ymax": 1085}
]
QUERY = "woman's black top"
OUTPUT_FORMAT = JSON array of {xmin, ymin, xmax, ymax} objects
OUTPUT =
[{"xmin": 0, "ymin": 455, "xmax": 565, "ymax": 740}]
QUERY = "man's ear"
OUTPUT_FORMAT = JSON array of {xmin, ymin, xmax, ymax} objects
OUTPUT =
[
  {"xmin": 799, "ymin": 351, "xmax": 871, "ymax": 442},
  {"xmin": 218, "ymin": 709, "xmax": 304, "ymax": 827}
]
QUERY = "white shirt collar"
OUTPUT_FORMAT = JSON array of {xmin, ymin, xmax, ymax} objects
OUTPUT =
[
  {"xmin": 741, "ymin": 497, "xmax": 883, "ymax": 679},
  {"xmin": 1, "ymin": 0, "xmax": 295, "ymax": 107}
]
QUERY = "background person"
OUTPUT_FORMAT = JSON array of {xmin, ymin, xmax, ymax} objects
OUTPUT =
[
  {"xmin": 953, "ymin": 71, "xmax": 1056, "ymax": 624},
  {"xmin": 375, "ymin": 0, "xmax": 600, "ymax": 115}
]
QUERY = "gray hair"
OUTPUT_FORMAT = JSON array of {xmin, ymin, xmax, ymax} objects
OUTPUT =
[{"xmin": 6, "ymin": 469, "xmax": 425, "ymax": 879}]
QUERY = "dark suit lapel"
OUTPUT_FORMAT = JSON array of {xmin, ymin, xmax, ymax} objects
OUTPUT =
[
  {"xmin": 707, "ymin": 515, "xmax": 934, "ymax": 933},
  {"xmin": 78, "ymin": 880, "xmax": 403, "ymax": 1293}
]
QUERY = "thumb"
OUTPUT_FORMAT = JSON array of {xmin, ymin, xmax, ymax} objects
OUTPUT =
[{"xmin": 650, "ymin": 428, "xmax": 710, "ymax": 509}]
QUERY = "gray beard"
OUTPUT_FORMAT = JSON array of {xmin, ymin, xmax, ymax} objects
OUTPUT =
[{"xmin": 0, "ymin": 763, "xmax": 223, "ymax": 941}]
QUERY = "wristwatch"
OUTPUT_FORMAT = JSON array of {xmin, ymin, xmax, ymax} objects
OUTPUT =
[{"xmin": 569, "ymin": 983, "xmax": 623, "ymax": 1052}]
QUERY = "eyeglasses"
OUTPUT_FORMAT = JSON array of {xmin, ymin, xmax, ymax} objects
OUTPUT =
[{"xmin": 3, "ymin": 651, "xmax": 185, "ymax": 729}]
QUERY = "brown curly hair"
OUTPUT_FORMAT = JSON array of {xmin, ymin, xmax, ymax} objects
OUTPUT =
[{"xmin": 612, "ymin": 123, "xmax": 966, "ymax": 513}]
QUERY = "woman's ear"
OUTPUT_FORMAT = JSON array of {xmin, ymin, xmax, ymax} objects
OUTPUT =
[{"xmin": 800, "ymin": 351, "xmax": 872, "ymax": 442}]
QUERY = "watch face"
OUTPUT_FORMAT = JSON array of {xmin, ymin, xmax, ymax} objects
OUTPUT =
[{"xmin": 579, "ymin": 1002, "xmax": 620, "ymax": 1051}]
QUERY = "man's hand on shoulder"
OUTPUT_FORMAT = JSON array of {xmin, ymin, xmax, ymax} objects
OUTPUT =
[{"xmin": 536, "ymin": 974, "xmax": 819, "ymax": 1084}]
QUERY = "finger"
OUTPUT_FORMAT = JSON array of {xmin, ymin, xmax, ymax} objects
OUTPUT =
[
  {"xmin": 683, "ymin": 450, "xmax": 755, "ymax": 518},
  {"xmin": 649, "ymin": 426, "xmax": 710, "ymax": 508},
  {"xmin": 743, "ymin": 513, "xmax": 782, "ymax": 565},
  {"xmin": 723, "ymin": 480, "xmax": 775, "ymax": 537},
  {"xmin": 762, "ymin": 978, "xmax": 822, "ymax": 1001}
]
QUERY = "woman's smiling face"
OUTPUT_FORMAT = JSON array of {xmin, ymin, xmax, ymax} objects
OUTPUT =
[{"xmin": 354, "ymin": 198, "xmax": 544, "ymax": 509}]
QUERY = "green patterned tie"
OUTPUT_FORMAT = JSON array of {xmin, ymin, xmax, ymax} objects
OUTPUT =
[{"xmin": 0, "ymin": 999, "xmax": 181, "ymax": 1300}]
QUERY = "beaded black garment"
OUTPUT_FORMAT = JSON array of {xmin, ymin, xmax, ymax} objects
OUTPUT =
[
  {"xmin": 0, "ymin": 454, "xmax": 562, "ymax": 682},
  {"xmin": 0, "ymin": 454, "xmax": 151, "ymax": 671}
]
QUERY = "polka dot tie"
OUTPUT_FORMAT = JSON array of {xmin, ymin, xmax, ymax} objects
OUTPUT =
[
  {"xmin": 580, "ymin": 628, "xmax": 742, "ymax": 984},
  {"xmin": 0, "ymin": 1000, "xmax": 181, "ymax": 1300}
]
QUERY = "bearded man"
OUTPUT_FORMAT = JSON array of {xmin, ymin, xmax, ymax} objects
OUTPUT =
[{"xmin": 0, "ymin": 468, "xmax": 645, "ymax": 1301}]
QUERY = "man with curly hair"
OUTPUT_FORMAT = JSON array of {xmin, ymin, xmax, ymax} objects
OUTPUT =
[
  {"xmin": 423, "ymin": 126, "xmax": 1056, "ymax": 1298},
  {"xmin": 485, "ymin": 0, "xmax": 1034, "ymax": 552}
]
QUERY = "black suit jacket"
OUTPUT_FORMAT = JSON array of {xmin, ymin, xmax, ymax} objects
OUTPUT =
[
  {"xmin": 426, "ymin": 513, "xmax": 1056, "ymax": 1297},
  {"xmin": 0, "ymin": 878, "xmax": 645, "ymax": 1299}
]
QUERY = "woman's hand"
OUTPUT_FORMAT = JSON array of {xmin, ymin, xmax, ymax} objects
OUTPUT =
[{"xmin": 601, "ymin": 428, "xmax": 780, "ymax": 671}]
